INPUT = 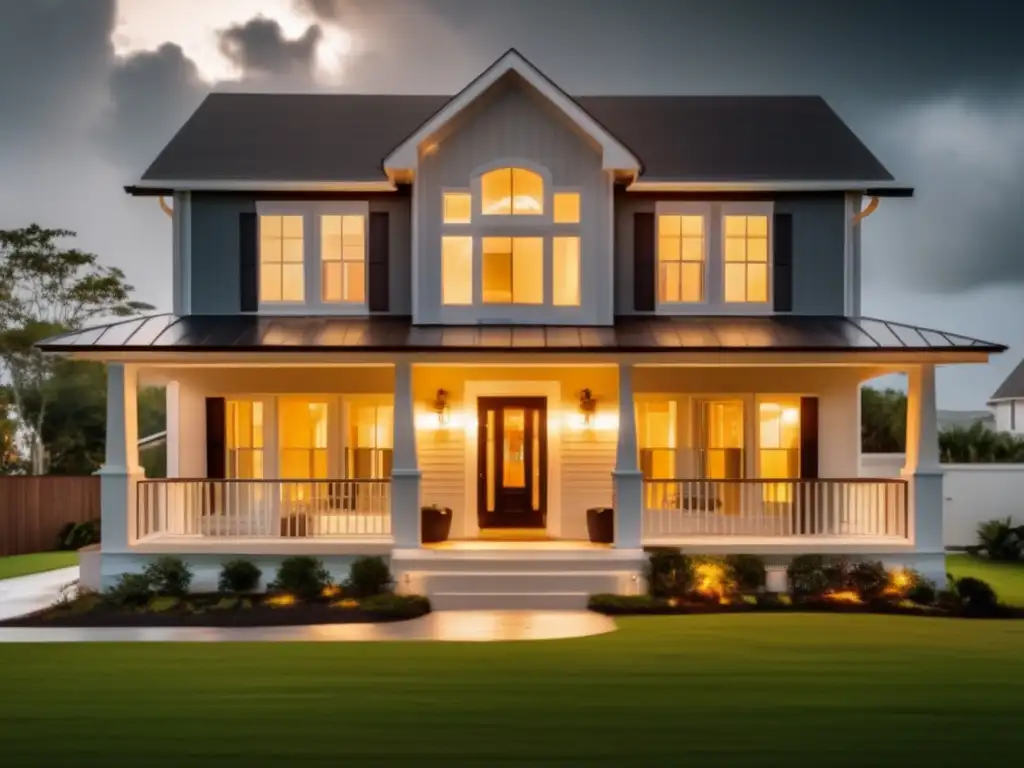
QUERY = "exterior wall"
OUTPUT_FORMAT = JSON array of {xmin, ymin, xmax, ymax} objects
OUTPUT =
[
  {"xmin": 187, "ymin": 193, "xmax": 412, "ymax": 316},
  {"xmin": 614, "ymin": 192, "xmax": 848, "ymax": 316},
  {"xmin": 861, "ymin": 454, "xmax": 1024, "ymax": 548},
  {"xmin": 415, "ymin": 78, "xmax": 612, "ymax": 325},
  {"xmin": 991, "ymin": 400, "xmax": 1021, "ymax": 433}
]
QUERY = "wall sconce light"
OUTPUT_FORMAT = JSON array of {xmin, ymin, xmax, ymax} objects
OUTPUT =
[
  {"xmin": 433, "ymin": 388, "xmax": 450, "ymax": 426},
  {"xmin": 579, "ymin": 388, "xmax": 598, "ymax": 425}
]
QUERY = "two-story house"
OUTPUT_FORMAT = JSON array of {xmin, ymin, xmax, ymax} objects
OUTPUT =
[{"xmin": 43, "ymin": 50, "xmax": 1004, "ymax": 608}]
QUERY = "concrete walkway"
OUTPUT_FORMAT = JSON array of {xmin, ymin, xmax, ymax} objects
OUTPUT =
[
  {"xmin": 0, "ymin": 609, "xmax": 615, "ymax": 643},
  {"xmin": 0, "ymin": 566, "xmax": 79, "ymax": 622}
]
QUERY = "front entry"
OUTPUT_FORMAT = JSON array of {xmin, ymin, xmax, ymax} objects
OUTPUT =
[{"xmin": 477, "ymin": 397, "xmax": 547, "ymax": 529}]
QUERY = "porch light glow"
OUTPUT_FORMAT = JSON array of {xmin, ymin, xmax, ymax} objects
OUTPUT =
[
  {"xmin": 781, "ymin": 407, "xmax": 799, "ymax": 425},
  {"xmin": 694, "ymin": 562, "xmax": 730, "ymax": 603},
  {"xmin": 565, "ymin": 411, "xmax": 618, "ymax": 431},
  {"xmin": 579, "ymin": 388, "xmax": 598, "ymax": 425},
  {"xmin": 433, "ymin": 388, "xmax": 450, "ymax": 426}
]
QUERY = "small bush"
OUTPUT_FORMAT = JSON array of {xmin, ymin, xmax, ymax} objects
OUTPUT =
[
  {"xmin": 359, "ymin": 593, "xmax": 432, "ymax": 619},
  {"xmin": 906, "ymin": 579, "xmax": 937, "ymax": 606},
  {"xmin": 787, "ymin": 555, "xmax": 829, "ymax": 599},
  {"xmin": 849, "ymin": 561, "xmax": 890, "ymax": 601},
  {"xmin": 976, "ymin": 518, "xmax": 1023, "ymax": 562},
  {"xmin": 588, "ymin": 594, "xmax": 666, "ymax": 614},
  {"xmin": 725, "ymin": 554, "xmax": 766, "ymax": 592},
  {"xmin": 272, "ymin": 556, "xmax": 332, "ymax": 600},
  {"xmin": 953, "ymin": 576, "xmax": 999, "ymax": 613},
  {"xmin": 691, "ymin": 557, "xmax": 738, "ymax": 602},
  {"xmin": 756, "ymin": 592, "xmax": 790, "ymax": 610},
  {"xmin": 57, "ymin": 519, "xmax": 101, "ymax": 551},
  {"xmin": 645, "ymin": 550, "xmax": 694, "ymax": 598},
  {"xmin": 105, "ymin": 573, "xmax": 153, "ymax": 607},
  {"xmin": 344, "ymin": 556, "xmax": 393, "ymax": 598},
  {"xmin": 822, "ymin": 558, "xmax": 853, "ymax": 592},
  {"xmin": 218, "ymin": 560, "xmax": 262, "ymax": 594},
  {"xmin": 144, "ymin": 556, "xmax": 194, "ymax": 597}
]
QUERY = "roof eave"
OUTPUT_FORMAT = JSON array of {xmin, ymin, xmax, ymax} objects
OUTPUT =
[
  {"xmin": 126, "ymin": 179, "xmax": 398, "ymax": 196},
  {"xmin": 627, "ymin": 180, "xmax": 914, "ymax": 195}
]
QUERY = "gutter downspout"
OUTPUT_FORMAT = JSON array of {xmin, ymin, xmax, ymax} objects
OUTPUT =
[
  {"xmin": 158, "ymin": 196, "xmax": 173, "ymax": 218},
  {"xmin": 852, "ymin": 195, "xmax": 879, "ymax": 225}
]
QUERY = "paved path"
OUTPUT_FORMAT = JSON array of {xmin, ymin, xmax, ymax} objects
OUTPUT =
[
  {"xmin": 0, "ymin": 609, "xmax": 615, "ymax": 643},
  {"xmin": 0, "ymin": 567, "xmax": 79, "ymax": 622}
]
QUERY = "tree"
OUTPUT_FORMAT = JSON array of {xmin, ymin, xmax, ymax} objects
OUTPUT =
[
  {"xmin": 861, "ymin": 387, "xmax": 906, "ymax": 453},
  {"xmin": 0, "ymin": 225, "xmax": 153, "ymax": 473}
]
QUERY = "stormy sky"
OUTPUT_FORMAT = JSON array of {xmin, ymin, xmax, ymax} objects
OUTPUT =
[{"xmin": 1, "ymin": 0, "xmax": 1022, "ymax": 408}]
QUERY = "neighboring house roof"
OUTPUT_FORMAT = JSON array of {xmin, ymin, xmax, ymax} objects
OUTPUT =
[
  {"xmin": 989, "ymin": 357, "xmax": 1024, "ymax": 401},
  {"xmin": 133, "ymin": 53, "xmax": 896, "ymax": 190},
  {"xmin": 37, "ymin": 315, "xmax": 1005, "ymax": 354}
]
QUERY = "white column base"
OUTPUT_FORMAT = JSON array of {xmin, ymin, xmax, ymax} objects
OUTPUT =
[
  {"xmin": 612, "ymin": 469, "xmax": 644, "ymax": 549},
  {"xmin": 391, "ymin": 469, "xmax": 422, "ymax": 548}
]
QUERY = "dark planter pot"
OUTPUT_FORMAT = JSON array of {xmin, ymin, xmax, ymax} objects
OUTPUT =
[
  {"xmin": 421, "ymin": 506, "xmax": 453, "ymax": 544},
  {"xmin": 587, "ymin": 507, "xmax": 614, "ymax": 544}
]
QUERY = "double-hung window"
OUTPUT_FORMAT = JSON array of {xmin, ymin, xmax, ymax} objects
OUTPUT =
[{"xmin": 257, "ymin": 202, "xmax": 368, "ymax": 312}]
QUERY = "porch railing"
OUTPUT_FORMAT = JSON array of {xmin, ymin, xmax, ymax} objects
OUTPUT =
[
  {"xmin": 642, "ymin": 478, "xmax": 908, "ymax": 539},
  {"xmin": 136, "ymin": 479, "xmax": 391, "ymax": 539}
]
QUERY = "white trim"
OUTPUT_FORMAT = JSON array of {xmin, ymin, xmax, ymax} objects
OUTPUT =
[
  {"xmin": 843, "ymin": 193, "xmax": 856, "ymax": 315},
  {"xmin": 653, "ymin": 201, "xmax": 712, "ymax": 311},
  {"xmin": 133, "ymin": 179, "xmax": 396, "ymax": 192},
  {"xmin": 628, "ymin": 180, "xmax": 910, "ymax": 193},
  {"xmin": 171, "ymin": 191, "xmax": 192, "ymax": 314},
  {"xmin": 719, "ymin": 201, "xmax": 774, "ymax": 314},
  {"xmin": 384, "ymin": 50, "xmax": 640, "ymax": 177},
  {"xmin": 462, "ymin": 380, "xmax": 563, "ymax": 539},
  {"xmin": 255, "ymin": 200, "xmax": 370, "ymax": 315}
]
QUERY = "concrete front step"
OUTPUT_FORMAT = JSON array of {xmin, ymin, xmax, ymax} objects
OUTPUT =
[
  {"xmin": 421, "ymin": 570, "xmax": 635, "ymax": 595},
  {"xmin": 429, "ymin": 592, "xmax": 592, "ymax": 611}
]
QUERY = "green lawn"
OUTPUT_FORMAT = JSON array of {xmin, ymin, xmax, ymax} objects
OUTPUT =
[
  {"xmin": 2, "ymin": 615, "xmax": 1024, "ymax": 766},
  {"xmin": 948, "ymin": 553, "xmax": 1024, "ymax": 605},
  {"xmin": 0, "ymin": 551, "xmax": 77, "ymax": 581}
]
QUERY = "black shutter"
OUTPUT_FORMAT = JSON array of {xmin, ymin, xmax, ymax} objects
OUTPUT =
[
  {"xmin": 205, "ymin": 397, "xmax": 226, "ymax": 479},
  {"xmin": 239, "ymin": 212, "xmax": 258, "ymax": 312},
  {"xmin": 368, "ymin": 211, "xmax": 390, "ymax": 312},
  {"xmin": 633, "ymin": 212, "xmax": 655, "ymax": 312},
  {"xmin": 773, "ymin": 212, "xmax": 793, "ymax": 313},
  {"xmin": 799, "ymin": 396, "xmax": 819, "ymax": 479}
]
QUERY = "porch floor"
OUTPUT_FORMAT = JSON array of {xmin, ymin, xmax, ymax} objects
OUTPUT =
[
  {"xmin": 131, "ymin": 534, "xmax": 394, "ymax": 556},
  {"xmin": 643, "ymin": 534, "xmax": 913, "ymax": 554}
]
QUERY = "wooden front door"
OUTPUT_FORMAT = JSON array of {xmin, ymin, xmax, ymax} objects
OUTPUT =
[{"xmin": 477, "ymin": 397, "xmax": 547, "ymax": 529}]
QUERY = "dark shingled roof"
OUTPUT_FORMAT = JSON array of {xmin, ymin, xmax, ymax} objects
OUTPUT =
[
  {"xmin": 139, "ymin": 93, "xmax": 894, "ymax": 185},
  {"xmin": 990, "ymin": 358, "xmax": 1024, "ymax": 400},
  {"xmin": 38, "ymin": 315, "xmax": 1003, "ymax": 354}
]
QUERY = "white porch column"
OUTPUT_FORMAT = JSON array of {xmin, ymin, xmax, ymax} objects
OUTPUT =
[
  {"xmin": 612, "ymin": 363, "xmax": 643, "ymax": 548},
  {"xmin": 391, "ymin": 360, "xmax": 421, "ymax": 547},
  {"xmin": 97, "ymin": 363, "xmax": 143, "ymax": 554},
  {"xmin": 903, "ymin": 363, "xmax": 944, "ymax": 581}
]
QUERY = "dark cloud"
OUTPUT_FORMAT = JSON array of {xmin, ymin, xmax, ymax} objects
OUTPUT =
[
  {"xmin": 295, "ymin": 0, "xmax": 342, "ymax": 20},
  {"xmin": 217, "ymin": 16, "xmax": 321, "ymax": 80}
]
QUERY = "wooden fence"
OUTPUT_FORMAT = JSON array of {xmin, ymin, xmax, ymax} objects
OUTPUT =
[{"xmin": 0, "ymin": 476, "xmax": 100, "ymax": 556}]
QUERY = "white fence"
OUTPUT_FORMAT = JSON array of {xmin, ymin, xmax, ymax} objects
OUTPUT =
[{"xmin": 860, "ymin": 454, "xmax": 1024, "ymax": 547}]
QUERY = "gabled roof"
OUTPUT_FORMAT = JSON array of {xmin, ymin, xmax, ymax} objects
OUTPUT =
[
  {"xmin": 132, "ymin": 53, "xmax": 901, "ymax": 194},
  {"xmin": 989, "ymin": 357, "xmax": 1024, "ymax": 401},
  {"xmin": 38, "ymin": 315, "xmax": 1004, "ymax": 355}
]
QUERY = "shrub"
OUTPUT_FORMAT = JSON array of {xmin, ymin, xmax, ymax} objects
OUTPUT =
[
  {"xmin": 105, "ymin": 573, "xmax": 153, "ymax": 607},
  {"xmin": 144, "ymin": 557, "xmax": 194, "ymax": 597},
  {"xmin": 725, "ymin": 554, "xmax": 766, "ymax": 592},
  {"xmin": 756, "ymin": 592, "xmax": 790, "ymax": 610},
  {"xmin": 588, "ymin": 594, "xmax": 666, "ymax": 614},
  {"xmin": 57, "ymin": 519, "xmax": 101, "ymax": 551},
  {"xmin": 952, "ymin": 576, "xmax": 999, "ymax": 613},
  {"xmin": 272, "ymin": 556, "xmax": 332, "ymax": 600},
  {"xmin": 691, "ymin": 557, "xmax": 738, "ymax": 603},
  {"xmin": 218, "ymin": 559, "xmax": 262, "ymax": 594},
  {"xmin": 906, "ymin": 580, "xmax": 937, "ymax": 606},
  {"xmin": 786, "ymin": 555, "xmax": 829, "ymax": 599},
  {"xmin": 822, "ymin": 558, "xmax": 853, "ymax": 592},
  {"xmin": 645, "ymin": 550, "xmax": 694, "ymax": 598},
  {"xmin": 976, "ymin": 518, "xmax": 1023, "ymax": 561},
  {"xmin": 343, "ymin": 556, "xmax": 393, "ymax": 598},
  {"xmin": 849, "ymin": 561, "xmax": 890, "ymax": 601},
  {"xmin": 359, "ymin": 593, "xmax": 432, "ymax": 619}
]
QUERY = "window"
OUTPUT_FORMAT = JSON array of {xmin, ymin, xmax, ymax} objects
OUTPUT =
[
  {"xmin": 320, "ymin": 214, "xmax": 365, "ymax": 304},
  {"xmin": 552, "ymin": 237, "xmax": 580, "ymax": 306},
  {"xmin": 278, "ymin": 398, "xmax": 329, "ymax": 480},
  {"xmin": 347, "ymin": 404, "xmax": 393, "ymax": 479},
  {"xmin": 553, "ymin": 192, "xmax": 580, "ymax": 224},
  {"xmin": 724, "ymin": 214, "xmax": 769, "ymax": 303},
  {"xmin": 700, "ymin": 400, "xmax": 744, "ymax": 479},
  {"xmin": 441, "ymin": 236, "xmax": 473, "ymax": 305},
  {"xmin": 658, "ymin": 214, "xmax": 704, "ymax": 303},
  {"xmin": 443, "ymin": 192, "xmax": 472, "ymax": 224},
  {"xmin": 259, "ymin": 215, "xmax": 304, "ymax": 302},
  {"xmin": 481, "ymin": 167, "xmax": 543, "ymax": 215},
  {"xmin": 758, "ymin": 400, "xmax": 800, "ymax": 478},
  {"xmin": 226, "ymin": 401, "xmax": 264, "ymax": 479},
  {"xmin": 638, "ymin": 400, "xmax": 677, "ymax": 509},
  {"xmin": 482, "ymin": 237, "xmax": 543, "ymax": 304}
]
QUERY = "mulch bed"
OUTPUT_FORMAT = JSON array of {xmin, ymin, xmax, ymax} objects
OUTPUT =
[{"xmin": 0, "ymin": 594, "xmax": 425, "ymax": 629}]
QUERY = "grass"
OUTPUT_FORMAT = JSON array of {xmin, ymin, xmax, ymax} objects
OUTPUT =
[
  {"xmin": 0, "ymin": 551, "xmax": 77, "ymax": 581},
  {"xmin": 948, "ymin": 553, "xmax": 1024, "ymax": 606},
  {"xmin": 2, "ymin": 615, "xmax": 1024, "ymax": 766}
]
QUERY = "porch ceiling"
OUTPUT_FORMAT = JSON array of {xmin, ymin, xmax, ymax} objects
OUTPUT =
[{"xmin": 37, "ymin": 314, "xmax": 1005, "ymax": 357}]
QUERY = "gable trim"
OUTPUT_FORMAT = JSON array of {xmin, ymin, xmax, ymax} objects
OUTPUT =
[{"xmin": 383, "ymin": 49, "xmax": 641, "ymax": 179}]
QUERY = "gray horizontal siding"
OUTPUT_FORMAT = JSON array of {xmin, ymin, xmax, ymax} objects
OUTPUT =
[
  {"xmin": 188, "ymin": 193, "xmax": 411, "ymax": 316},
  {"xmin": 614, "ymin": 191, "xmax": 848, "ymax": 316}
]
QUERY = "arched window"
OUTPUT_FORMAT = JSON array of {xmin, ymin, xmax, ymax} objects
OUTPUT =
[{"xmin": 480, "ymin": 167, "xmax": 543, "ymax": 215}]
